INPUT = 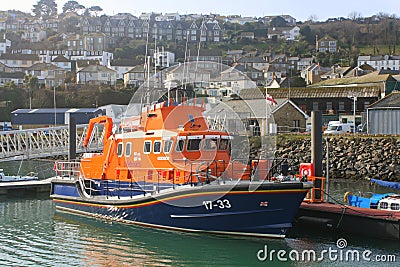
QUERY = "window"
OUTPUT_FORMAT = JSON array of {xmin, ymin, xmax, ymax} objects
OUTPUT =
[
  {"xmin": 339, "ymin": 102, "xmax": 345, "ymax": 111},
  {"xmin": 154, "ymin": 140, "xmax": 162, "ymax": 154},
  {"xmin": 163, "ymin": 140, "xmax": 172, "ymax": 153},
  {"xmin": 187, "ymin": 139, "xmax": 201, "ymax": 151},
  {"xmin": 203, "ymin": 138, "xmax": 218, "ymax": 150},
  {"xmin": 144, "ymin": 140, "xmax": 152, "ymax": 154},
  {"xmin": 380, "ymin": 202, "xmax": 388, "ymax": 209},
  {"xmin": 326, "ymin": 102, "xmax": 332, "ymax": 111},
  {"xmin": 117, "ymin": 142, "xmax": 123, "ymax": 157},
  {"xmin": 176, "ymin": 139, "xmax": 185, "ymax": 152},
  {"xmin": 391, "ymin": 203, "xmax": 400, "ymax": 211},
  {"xmin": 312, "ymin": 102, "xmax": 319, "ymax": 111},
  {"xmin": 125, "ymin": 142, "xmax": 132, "ymax": 157},
  {"xmin": 218, "ymin": 139, "xmax": 229, "ymax": 150}
]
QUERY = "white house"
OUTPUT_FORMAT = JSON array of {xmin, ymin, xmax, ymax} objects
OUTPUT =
[{"xmin": 358, "ymin": 55, "xmax": 400, "ymax": 71}]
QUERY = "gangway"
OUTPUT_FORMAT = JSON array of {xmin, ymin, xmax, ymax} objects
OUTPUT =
[{"xmin": 0, "ymin": 124, "xmax": 104, "ymax": 162}]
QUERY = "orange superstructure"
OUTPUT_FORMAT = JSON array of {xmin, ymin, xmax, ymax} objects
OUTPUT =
[{"xmin": 79, "ymin": 99, "xmax": 248, "ymax": 185}]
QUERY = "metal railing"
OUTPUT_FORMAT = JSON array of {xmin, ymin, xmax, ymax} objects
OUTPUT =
[{"xmin": 0, "ymin": 124, "xmax": 104, "ymax": 162}]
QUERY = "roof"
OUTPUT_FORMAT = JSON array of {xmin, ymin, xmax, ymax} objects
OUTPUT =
[
  {"xmin": 266, "ymin": 86, "xmax": 381, "ymax": 99},
  {"xmin": 26, "ymin": 63, "xmax": 59, "ymax": 71},
  {"xmin": 78, "ymin": 65, "xmax": 116, "ymax": 73},
  {"xmin": 310, "ymin": 72, "xmax": 392, "ymax": 87},
  {"xmin": 368, "ymin": 91, "xmax": 400, "ymax": 109},
  {"xmin": 206, "ymin": 98, "xmax": 306, "ymax": 119},
  {"xmin": 12, "ymin": 108, "xmax": 102, "ymax": 114},
  {"xmin": 52, "ymin": 55, "xmax": 70, "ymax": 62},
  {"xmin": 0, "ymin": 54, "xmax": 39, "ymax": 61}
]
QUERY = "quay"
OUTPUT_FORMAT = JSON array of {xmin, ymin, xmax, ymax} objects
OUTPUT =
[{"xmin": 0, "ymin": 178, "xmax": 52, "ymax": 194}]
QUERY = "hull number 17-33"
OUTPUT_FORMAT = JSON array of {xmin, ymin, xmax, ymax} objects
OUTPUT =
[{"xmin": 203, "ymin": 199, "xmax": 231, "ymax": 210}]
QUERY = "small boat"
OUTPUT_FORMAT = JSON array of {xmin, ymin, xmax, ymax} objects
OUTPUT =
[
  {"xmin": 344, "ymin": 178, "xmax": 400, "ymax": 212},
  {"xmin": 50, "ymin": 62, "xmax": 313, "ymax": 238},
  {"xmin": 0, "ymin": 169, "xmax": 39, "ymax": 182}
]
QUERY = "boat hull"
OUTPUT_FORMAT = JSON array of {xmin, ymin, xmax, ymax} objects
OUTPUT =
[{"xmin": 51, "ymin": 179, "xmax": 311, "ymax": 238}]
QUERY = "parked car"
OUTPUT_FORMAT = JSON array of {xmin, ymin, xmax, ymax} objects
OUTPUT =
[{"xmin": 324, "ymin": 121, "xmax": 353, "ymax": 134}]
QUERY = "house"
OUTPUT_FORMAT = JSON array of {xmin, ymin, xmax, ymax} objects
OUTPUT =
[
  {"xmin": 187, "ymin": 49, "xmax": 222, "ymax": 63},
  {"xmin": 153, "ymin": 51, "xmax": 175, "ymax": 69},
  {"xmin": 206, "ymin": 98, "xmax": 308, "ymax": 135},
  {"xmin": 232, "ymin": 64, "xmax": 264, "ymax": 86},
  {"xmin": 236, "ymin": 57, "xmax": 268, "ymax": 71},
  {"xmin": 76, "ymin": 65, "xmax": 117, "ymax": 86},
  {"xmin": 0, "ymin": 53, "xmax": 40, "ymax": 71},
  {"xmin": 123, "ymin": 64, "xmax": 148, "ymax": 87},
  {"xmin": 0, "ymin": 38, "xmax": 11, "ymax": 54},
  {"xmin": 310, "ymin": 71, "xmax": 400, "ymax": 95},
  {"xmin": 297, "ymin": 57, "xmax": 313, "ymax": 71},
  {"xmin": 267, "ymin": 26, "xmax": 300, "ymax": 41},
  {"xmin": 240, "ymin": 32, "xmax": 255, "ymax": 39},
  {"xmin": 367, "ymin": 92, "xmax": 400, "ymax": 134},
  {"xmin": 109, "ymin": 59, "xmax": 141, "ymax": 80},
  {"xmin": 0, "ymin": 72, "xmax": 25, "ymax": 86},
  {"xmin": 357, "ymin": 55, "xmax": 400, "ymax": 71},
  {"xmin": 320, "ymin": 65, "xmax": 352, "ymax": 80},
  {"xmin": 51, "ymin": 55, "xmax": 72, "ymax": 71},
  {"xmin": 22, "ymin": 24, "xmax": 47, "ymax": 42},
  {"xmin": 25, "ymin": 63, "xmax": 66, "ymax": 88},
  {"xmin": 266, "ymin": 86, "xmax": 381, "ymax": 119},
  {"xmin": 302, "ymin": 63, "xmax": 324, "ymax": 85},
  {"xmin": 316, "ymin": 35, "xmax": 338, "ymax": 53}
]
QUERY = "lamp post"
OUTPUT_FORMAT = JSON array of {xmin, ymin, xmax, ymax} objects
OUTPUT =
[{"xmin": 348, "ymin": 93, "xmax": 357, "ymax": 133}]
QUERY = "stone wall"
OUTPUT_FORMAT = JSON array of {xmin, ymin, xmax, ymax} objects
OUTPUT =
[{"xmin": 270, "ymin": 135, "xmax": 400, "ymax": 181}]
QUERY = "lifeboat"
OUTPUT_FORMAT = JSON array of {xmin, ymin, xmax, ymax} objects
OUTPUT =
[{"xmin": 50, "ymin": 62, "xmax": 313, "ymax": 238}]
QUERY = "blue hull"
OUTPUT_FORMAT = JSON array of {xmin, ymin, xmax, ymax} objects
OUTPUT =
[{"xmin": 51, "ymin": 179, "xmax": 311, "ymax": 238}]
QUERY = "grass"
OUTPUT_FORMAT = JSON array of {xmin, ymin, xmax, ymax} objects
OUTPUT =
[{"xmin": 358, "ymin": 45, "xmax": 400, "ymax": 55}]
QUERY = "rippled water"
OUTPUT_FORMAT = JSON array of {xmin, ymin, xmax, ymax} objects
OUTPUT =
[{"xmin": 0, "ymin": 161, "xmax": 399, "ymax": 266}]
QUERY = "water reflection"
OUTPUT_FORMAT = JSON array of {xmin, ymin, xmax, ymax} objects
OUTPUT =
[{"xmin": 0, "ymin": 179, "xmax": 399, "ymax": 266}]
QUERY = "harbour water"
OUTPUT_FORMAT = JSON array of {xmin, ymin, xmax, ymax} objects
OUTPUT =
[{"xmin": 0, "ymin": 161, "xmax": 399, "ymax": 266}]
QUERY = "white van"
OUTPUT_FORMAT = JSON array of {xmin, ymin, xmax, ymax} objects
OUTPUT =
[{"xmin": 324, "ymin": 121, "xmax": 353, "ymax": 134}]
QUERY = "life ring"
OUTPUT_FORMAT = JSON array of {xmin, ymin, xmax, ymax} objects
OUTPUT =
[
  {"xmin": 302, "ymin": 169, "xmax": 310, "ymax": 177},
  {"xmin": 344, "ymin": 191, "xmax": 351, "ymax": 203}
]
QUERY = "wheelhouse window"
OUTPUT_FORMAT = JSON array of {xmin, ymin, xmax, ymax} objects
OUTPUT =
[
  {"xmin": 154, "ymin": 140, "xmax": 162, "ymax": 154},
  {"xmin": 125, "ymin": 142, "xmax": 132, "ymax": 157},
  {"xmin": 203, "ymin": 137, "xmax": 218, "ymax": 150},
  {"xmin": 176, "ymin": 139, "xmax": 185, "ymax": 152},
  {"xmin": 187, "ymin": 138, "xmax": 201, "ymax": 151},
  {"xmin": 144, "ymin": 140, "xmax": 152, "ymax": 154},
  {"xmin": 218, "ymin": 138, "xmax": 230, "ymax": 151},
  {"xmin": 163, "ymin": 140, "xmax": 173, "ymax": 153},
  {"xmin": 117, "ymin": 142, "xmax": 123, "ymax": 157}
]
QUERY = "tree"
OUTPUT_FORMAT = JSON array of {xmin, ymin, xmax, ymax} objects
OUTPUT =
[
  {"xmin": 32, "ymin": 0, "xmax": 57, "ymax": 18},
  {"xmin": 300, "ymin": 25, "xmax": 314, "ymax": 44},
  {"xmin": 348, "ymin": 11, "xmax": 362, "ymax": 21},
  {"xmin": 270, "ymin": 16, "xmax": 288, "ymax": 27},
  {"xmin": 62, "ymin": 1, "xmax": 85, "ymax": 14},
  {"xmin": 88, "ymin": 6, "xmax": 103, "ymax": 17}
]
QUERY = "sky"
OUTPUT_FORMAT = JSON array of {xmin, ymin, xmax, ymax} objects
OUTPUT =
[{"xmin": 1, "ymin": 0, "xmax": 399, "ymax": 22}]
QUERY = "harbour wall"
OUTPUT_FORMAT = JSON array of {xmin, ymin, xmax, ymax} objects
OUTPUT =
[{"xmin": 252, "ymin": 135, "xmax": 400, "ymax": 181}]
